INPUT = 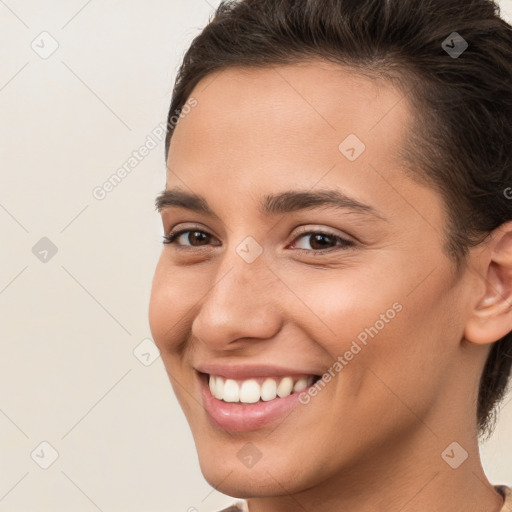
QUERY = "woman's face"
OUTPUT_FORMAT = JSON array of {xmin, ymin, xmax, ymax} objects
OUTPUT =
[{"xmin": 149, "ymin": 62, "xmax": 479, "ymax": 498}]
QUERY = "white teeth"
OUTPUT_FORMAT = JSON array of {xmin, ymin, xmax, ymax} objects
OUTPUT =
[
  {"xmin": 209, "ymin": 375, "xmax": 216, "ymax": 396},
  {"xmin": 208, "ymin": 375, "xmax": 315, "ymax": 404},
  {"xmin": 239, "ymin": 379, "xmax": 261, "ymax": 403},
  {"xmin": 223, "ymin": 379, "xmax": 239, "ymax": 402},
  {"xmin": 293, "ymin": 378, "xmax": 308, "ymax": 392},
  {"xmin": 261, "ymin": 378, "xmax": 277, "ymax": 401},
  {"xmin": 277, "ymin": 377, "xmax": 294, "ymax": 398},
  {"xmin": 213, "ymin": 376, "xmax": 224, "ymax": 400}
]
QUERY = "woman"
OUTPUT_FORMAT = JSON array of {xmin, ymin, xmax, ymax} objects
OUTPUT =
[{"xmin": 149, "ymin": 0, "xmax": 512, "ymax": 510}]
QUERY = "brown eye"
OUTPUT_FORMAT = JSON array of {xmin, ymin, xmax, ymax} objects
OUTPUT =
[
  {"xmin": 163, "ymin": 229, "xmax": 215, "ymax": 247},
  {"xmin": 187, "ymin": 231, "xmax": 211, "ymax": 246},
  {"xmin": 291, "ymin": 231, "xmax": 355, "ymax": 252},
  {"xmin": 307, "ymin": 233, "xmax": 336, "ymax": 250}
]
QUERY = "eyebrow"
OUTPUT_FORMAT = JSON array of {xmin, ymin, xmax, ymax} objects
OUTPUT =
[{"xmin": 155, "ymin": 188, "xmax": 386, "ymax": 221}]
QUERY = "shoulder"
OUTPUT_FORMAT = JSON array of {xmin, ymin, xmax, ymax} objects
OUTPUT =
[{"xmin": 495, "ymin": 485, "xmax": 512, "ymax": 512}]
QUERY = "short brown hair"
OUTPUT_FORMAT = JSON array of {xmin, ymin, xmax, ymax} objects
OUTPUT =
[{"xmin": 164, "ymin": 0, "xmax": 512, "ymax": 438}]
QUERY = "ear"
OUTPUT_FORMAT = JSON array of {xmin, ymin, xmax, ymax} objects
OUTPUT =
[{"xmin": 464, "ymin": 221, "xmax": 512, "ymax": 345}]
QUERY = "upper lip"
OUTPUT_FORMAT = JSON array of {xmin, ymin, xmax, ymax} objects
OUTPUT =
[{"xmin": 194, "ymin": 363, "xmax": 321, "ymax": 380}]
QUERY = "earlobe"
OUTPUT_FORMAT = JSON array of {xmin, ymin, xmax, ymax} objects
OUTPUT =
[{"xmin": 464, "ymin": 222, "xmax": 512, "ymax": 346}]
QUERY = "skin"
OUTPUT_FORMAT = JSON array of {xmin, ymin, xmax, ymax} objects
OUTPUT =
[{"xmin": 148, "ymin": 61, "xmax": 512, "ymax": 512}]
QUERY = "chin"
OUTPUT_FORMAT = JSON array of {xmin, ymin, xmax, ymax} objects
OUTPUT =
[
  {"xmin": 198, "ymin": 458, "xmax": 298, "ymax": 499},
  {"xmin": 195, "ymin": 436, "xmax": 320, "ymax": 499}
]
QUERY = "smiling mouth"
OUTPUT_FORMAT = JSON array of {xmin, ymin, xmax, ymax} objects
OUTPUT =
[{"xmin": 199, "ymin": 371, "xmax": 322, "ymax": 404}]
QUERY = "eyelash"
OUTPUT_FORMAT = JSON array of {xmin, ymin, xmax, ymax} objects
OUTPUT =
[{"xmin": 162, "ymin": 227, "xmax": 355, "ymax": 253}]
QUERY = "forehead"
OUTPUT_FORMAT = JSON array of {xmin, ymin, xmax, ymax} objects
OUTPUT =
[
  {"xmin": 168, "ymin": 62, "xmax": 411, "ymax": 180},
  {"xmin": 166, "ymin": 62, "xmax": 424, "ymax": 215},
  {"xmin": 170, "ymin": 61, "xmax": 409, "ymax": 148}
]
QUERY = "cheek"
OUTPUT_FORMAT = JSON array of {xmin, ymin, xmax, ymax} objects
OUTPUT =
[
  {"xmin": 286, "ymin": 265, "xmax": 404, "ymax": 349},
  {"xmin": 148, "ymin": 262, "xmax": 199, "ymax": 412},
  {"xmin": 148, "ymin": 258, "xmax": 204, "ymax": 352},
  {"xmin": 292, "ymin": 262, "xmax": 455, "ymax": 400}
]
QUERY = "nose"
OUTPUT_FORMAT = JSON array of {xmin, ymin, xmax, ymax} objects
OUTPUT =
[{"xmin": 191, "ymin": 248, "xmax": 283, "ymax": 350}]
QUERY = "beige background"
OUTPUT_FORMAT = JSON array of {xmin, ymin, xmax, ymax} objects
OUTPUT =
[{"xmin": 1, "ymin": 1, "xmax": 511, "ymax": 511}]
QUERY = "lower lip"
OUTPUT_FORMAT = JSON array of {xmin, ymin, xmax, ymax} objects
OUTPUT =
[{"xmin": 198, "ymin": 372, "xmax": 313, "ymax": 432}]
